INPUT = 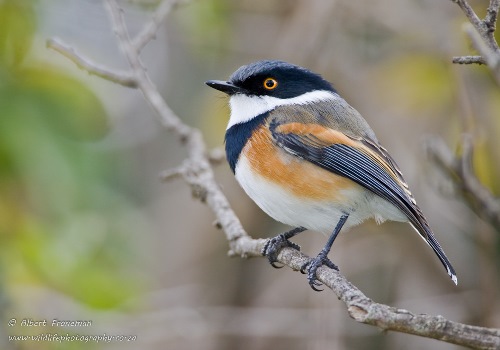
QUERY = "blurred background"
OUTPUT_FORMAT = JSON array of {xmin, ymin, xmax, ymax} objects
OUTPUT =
[{"xmin": 1, "ymin": 0, "xmax": 500, "ymax": 349}]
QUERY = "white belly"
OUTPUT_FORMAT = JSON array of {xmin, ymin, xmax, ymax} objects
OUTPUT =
[{"xmin": 235, "ymin": 155, "xmax": 407, "ymax": 235}]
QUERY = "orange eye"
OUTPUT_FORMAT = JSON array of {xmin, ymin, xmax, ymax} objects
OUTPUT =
[{"xmin": 263, "ymin": 78, "xmax": 278, "ymax": 90}]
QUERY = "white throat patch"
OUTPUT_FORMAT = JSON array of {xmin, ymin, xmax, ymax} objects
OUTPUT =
[{"xmin": 227, "ymin": 90, "xmax": 337, "ymax": 130}]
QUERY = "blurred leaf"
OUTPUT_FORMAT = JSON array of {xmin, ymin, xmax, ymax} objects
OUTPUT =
[
  {"xmin": 0, "ymin": 0, "xmax": 143, "ymax": 311},
  {"xmin": 0, "ymin": 82, "xmax": 141, "ymax": 307},
  {"xmin": 0, "ymin": 89, "xmax": 141, "ymax": 307},
  {"xmin": 0, "ymin": 0, "xmax": 36, "ymax": 67},
  {"xmin": 176, "ymin": 0, "xmax": 231, "ymax": 56},
  {"xmin": 16, "ymin": 66, "xmax": 109, "ymax": 141},
  {"xmin": 12, "ymin": 208, "xmax": 144, "ymax": 308},
  {"xmin": 375, "ymin": 54, "xmax": 454, "ymax": 115}
]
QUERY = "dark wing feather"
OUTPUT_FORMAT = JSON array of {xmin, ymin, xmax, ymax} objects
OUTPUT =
[{"xmin": 270, "ymin": 122, "xmax": 457, "ymax": 284}]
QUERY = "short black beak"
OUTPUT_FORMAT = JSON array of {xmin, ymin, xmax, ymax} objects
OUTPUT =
[{"xmin": 205, "ymin": 80, "xmax": 247, "ymax": 95}]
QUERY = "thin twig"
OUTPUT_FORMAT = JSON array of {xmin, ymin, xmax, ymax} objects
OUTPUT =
[
  {"xmin": 104, "ymin": 0, "xmax": 247, "ymax": 242},
  {"xmin": 451, "ymin": 0, "xmax": 500, "ymax": 76},
  {"xmin": 452, "ymin": 0, "xmax": 500, "ymax": 51},
  {"xmin": 485, "ymin": 0, "xmax": 500, "ymax": 35},
  {"xmin": 452, "ymin": 55, "xmax": 486, "ymax": 65},
  {"xmin": 131, "ymin": 0, "xmax": 187, "ymax": 53},
  {"xmin": 104, "ymin": 0, "xmax": 191, "ymax": 138},
  {"xmin": 159, "ymin": 164, "xmax": 186, "ymax": 181},
  {"xmin": 46, "ymin": 37, "xmax": 138, "ymax": 87},
  {"xmin": 425, "ymin": 136, "xmax": 500, "ymax": 232},
  {"xmin": 463, "ymin": 23, "xmax": 500, "ymax": 85},
  {"xmin": 452, "ymin": 0, "xmax": 484, "ymax": 32},
  {"xmin": 448, "ymin": 0, "xmax": 500, "ymax": 229}
]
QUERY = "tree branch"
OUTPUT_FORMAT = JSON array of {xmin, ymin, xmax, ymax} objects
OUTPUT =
[
  {"xmin": 46, "ymin": 37, "xmax": 138, "ymax": 87},
  {"xmin": 463, "ymin": 23, "xmax": 500, "ymax": 85},
  {"xmin": 452, "ymin": 0, "xmax": 484, "ymax": 32},
  {"xmin": 131, "ymin": 0, "xmax": 188, "ymax": 53},
  {"xmin": 451, "ymin": 0, "xmax": 500, "ymax": 51},
  {"xmin": 452, "ymin": 55, "xmax": 486, "ymax": 65},
  {"xmin": 47, "ymin": 1, "xmax": 500, "ymax": 348},
  {"xmin": 425, "ymin": 136, "xmax": 500, "ymax": 233},
  {"xmin": 485, "ymin": 0, "xmax": 500, "ymax": 36},
  {"xmin": 104, "ymin": 0, "xmax": 192, "ymax": 139},
  {"xmin": 450, "ymin": 0, "xmax": 500, "ymax": 82}
]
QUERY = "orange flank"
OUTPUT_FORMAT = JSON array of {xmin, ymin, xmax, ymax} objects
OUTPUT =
[{"xmin": 243, "ymin": 124, "xmax": 359, "ymax": 201}]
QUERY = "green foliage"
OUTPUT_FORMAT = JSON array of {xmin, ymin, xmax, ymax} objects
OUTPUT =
[
  {"xmin": 376, "ymin": 54, "xmax": 454, "ymax": 114},
  {"xmin": 176, "ymin": 0, "xmax": 231, "ymax": 56},
  {"xmin": 0, "ymin": 0, "xmax": 36, "ymax": 67},
  {"xmin": 0, "ymin": 0, "xmax": 143, "ymax": 311}
]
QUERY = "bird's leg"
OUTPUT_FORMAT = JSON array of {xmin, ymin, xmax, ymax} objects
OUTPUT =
[
  {"xmin": 262, "ymin": 227, "xmax": 306, "ymax": 268},
  {"xmin": 301, "ymin": 214, "xmax": 349, "ymax": 291}
]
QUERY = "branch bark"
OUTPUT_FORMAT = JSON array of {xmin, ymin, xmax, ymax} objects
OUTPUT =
[
  {"xmin": 451, "ymin": 0, "xmax": 500, "ymax": 82},
  {"xmin": 452, "ymin": 55, "xmax": 486, "ymax": 65},
  {"xmin": 46, "ymin": 37, "xmax": 138, "ymax": 87},
  {"xmin": 47, "ymin": 1, "xmax": 500, "ymax": 348},
  {"xmin": 462, "ymin": 22, "xmax": 500, "ymax": 84},
  {"xmin": 451, "ymin": 0, "xmax": 500, "ymax": 51}
]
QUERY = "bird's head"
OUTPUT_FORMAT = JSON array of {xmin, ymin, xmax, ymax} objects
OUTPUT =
[{"xmin": 206, "ymin": 60, "xmax": 337, "ymax": 129}]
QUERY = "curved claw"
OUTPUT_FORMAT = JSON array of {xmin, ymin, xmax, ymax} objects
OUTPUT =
[
  {"xmin": 302, "ymin": 255, "xmax": 339, "ymax": 291},
  {"xmin": 308, "ymin": 274, "xmax": 324, "ymax": 292},
  {"xmin": 270, "ymin": 261, "xmax": 284, "ymax": 269},
  {"xmin": 300, "ymin": 261, "xmax": 309, "ymax": 274},
  {"xmin": 310, "ymin": 283, "xmax": 323, "ymax": 292},
  {"xmin": 262, "ymin": 233, "xmax": 301, "ymax": 268},
  {"xmin": 307, "ymin": 270, "xmax": 324, "ymax": 291}
]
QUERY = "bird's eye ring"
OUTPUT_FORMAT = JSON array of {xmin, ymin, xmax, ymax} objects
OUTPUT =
[{"xmin": 263, "ymin": 78, "xmax": 278, "ymax": 90}]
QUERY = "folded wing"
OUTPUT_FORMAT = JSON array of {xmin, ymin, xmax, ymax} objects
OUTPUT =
[{"xmin": 270, "ymin": 120, "xmax": 457, "ymax": 284}]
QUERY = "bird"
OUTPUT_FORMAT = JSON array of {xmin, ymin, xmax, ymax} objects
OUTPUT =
[{"xmin": 205, "ymin": 60, "xmax": 457, "ymax": 290}]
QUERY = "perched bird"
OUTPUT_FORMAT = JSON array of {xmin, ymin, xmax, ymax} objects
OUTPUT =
[{"xmin": 206, "ymin": 60, "xmax": 457, "ymax": 290}]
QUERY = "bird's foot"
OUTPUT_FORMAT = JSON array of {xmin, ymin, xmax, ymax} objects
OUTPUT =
[
  {"xmin": 300, "ymin": 254, "xmax": 338, "ymax": 292},
  {"xmin": 262, "ymin": 233, "xmax": 301, "ymax": 268}
]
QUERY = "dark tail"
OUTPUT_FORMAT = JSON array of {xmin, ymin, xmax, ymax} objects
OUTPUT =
[
  {"xmin": 411, "ymin": 223, "xmax": 457, "ymax": 285},
  {"xmin": 426, "ymin": 231, "xmax": 457, "ymax": 285}
]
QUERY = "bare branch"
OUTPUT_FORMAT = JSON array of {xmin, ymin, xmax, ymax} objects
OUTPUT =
[
  {"xmin": 451, "ymin": 0, "xmax": 484, "ymax": 31},
  {"xmin": 103, "ymin": 0, "xmax": 249, "ymax": 242},
  {"xmin": 463, "ymin": 23, "xmax": 500, "ymax": 84},
  {"xmin": 452, "ymin": 0, "xmax": 500, "ymax": 50},
  {"xmin": 46, "ymin": 37, "xmax": 138, "ymax": 87},
  {"xmin": 131, "ymin": 0, "xmax": 187, "ymax": 53},
  {"xmin": 452, "ymin": 55, "xmax": 486, "ymax": 65},
  {"xmin": 244, "ymin": 243, "xmax": 500, "ymax": 349},
  {"xmin": 448, "ymin": 0, "xmax": 500, "ymax": 234},
  {"xmin": 451, "ymin": 0, "xmax": 500, "ymax": 75},
  {"xmin": 104, "ymin": 0, "xmax": 191, "ymax": 138},
  {"xmin": 48, "ymin": 1, "xmax": 500, "ymax": 348},
  {"xmin": 485, "ymin": 0, "xmax": 500, "ymax": 33},
  {"xmin": 425, "ymin": 136, "xmax": 500, "ymax": 232},
  {"xmin": 159, "ymin": 164, "xmax": 186, "ymax": 181}
]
